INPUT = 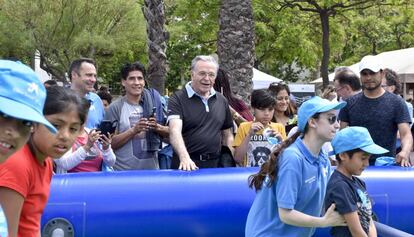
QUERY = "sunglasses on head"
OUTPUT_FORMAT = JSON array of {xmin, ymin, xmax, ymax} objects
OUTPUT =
[
  {"xmin": 0, "ymin": 111, "xmax": 33, "ymax": 127},
  {"xmin": 269, "ymin": 81, "xmax": 287, "ymax": 87}
]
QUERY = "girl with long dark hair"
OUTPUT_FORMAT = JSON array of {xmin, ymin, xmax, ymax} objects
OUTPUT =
[
  {"xmin": 214, "ymin": 69, "xmax": 254, "ymax": 124},
  {"xmin": 0, "ymin": 87, "xmax": 89, "ymax": 237},
  {"xmin": 245, "ymin": 96, "xmax": 347, "ymax": 237},
  {"xmin": 268, "ymin": 82, "xmax": 297, "ymax": 134}
]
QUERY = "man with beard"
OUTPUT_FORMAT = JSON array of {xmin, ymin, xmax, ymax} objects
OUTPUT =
[{"xmin": 339, "ymin": 55, "xmax": 412, "ymax": 167}]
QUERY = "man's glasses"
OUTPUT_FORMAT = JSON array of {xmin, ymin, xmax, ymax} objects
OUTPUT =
[
  {"xmin": 0, "ymin": 111, "xmax": 33, "ymax": 127},
  {"xmin": 197, "ymin": 71, "xmax": 216, "ymax": 79},
  {"xmin": 335, "ymin": 86, "xmax": 345, "ymax": 92}
]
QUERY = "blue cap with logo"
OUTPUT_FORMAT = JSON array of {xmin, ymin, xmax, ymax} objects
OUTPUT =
[
  {"xmin": 297, "ymin": 96, "xmax": 346, "ymax": 132},
  {"xmin": 330, "ymin": 126, "xmax": 388, "ymax": 155},
  {"xmin": 0, "ymin": 60, "xmax": 57, "ymax": 133}
]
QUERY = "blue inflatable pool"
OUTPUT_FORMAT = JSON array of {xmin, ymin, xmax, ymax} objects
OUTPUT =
[{"xmin": 41, "ymin": 167, "xmax": 414, "ymax": 236}]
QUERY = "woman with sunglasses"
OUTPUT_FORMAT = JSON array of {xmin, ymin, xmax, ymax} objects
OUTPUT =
[
  {"xmin": 246, "ymin": 96, "xmax": 347, "ymax": 237},
  {"xmin": 268, "ymin": 82, "xmax": 297, "ymax": 134}
]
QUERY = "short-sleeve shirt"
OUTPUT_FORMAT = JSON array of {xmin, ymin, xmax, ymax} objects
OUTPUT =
[
  {"xmin": 325, "ymin": 170, "xmax": 373, "ymax": 237},
  {"xmin": 233, "ymin": 122, "xmax": 286, "ymax": 167},
  {"xmin": 0, "ymin": 145, "xmax": 53, "ymax": 237},
  {"xmin": 245, "ymin": 137, "xmax": 331, "ymax": 237},
  {"xmin": 85, "ymin": 92, "xmax": 105, "ymax": 129},
  {"xmin": 339, "ymin": 92, "xmax": 411, "ymax": 163},
  {"xmin": 111, "ymin": 101, "xmax": 158, "ymax": 170},
  {"xmin": 168, "ymin": 82, "xmax": 233, "ymax": 155}
]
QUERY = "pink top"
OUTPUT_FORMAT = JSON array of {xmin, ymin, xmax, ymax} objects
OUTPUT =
[{"xmin": 68, "ymin": 134, "xmax": 103, "ymax": 173}]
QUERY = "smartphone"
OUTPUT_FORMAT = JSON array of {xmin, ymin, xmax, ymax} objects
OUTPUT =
[
  {"xmin": 149, "ymin": 107, "xmax": 156, "ymax": 118},
  {"xmin": 98, "ymin": 120, "xmax": 117, "ymax": 135}
]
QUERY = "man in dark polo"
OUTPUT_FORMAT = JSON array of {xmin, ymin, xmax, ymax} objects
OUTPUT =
[{"xmin": 168, "ymin": 55, "xmax": 234, "ymax": 171}]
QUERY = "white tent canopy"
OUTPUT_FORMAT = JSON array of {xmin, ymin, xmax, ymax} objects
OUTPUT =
[
  {"xmin": 252, "ymin": 68, "xmax": 282, "ymax": 89},
  {"xmin": 311, "ymin": 47, "xmax": 414, "ymax": 84}
]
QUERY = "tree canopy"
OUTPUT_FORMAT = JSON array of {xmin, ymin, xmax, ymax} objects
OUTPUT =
[{"xmin": 1, "ymin": 0, "xmax": 414, "ymax": 95}]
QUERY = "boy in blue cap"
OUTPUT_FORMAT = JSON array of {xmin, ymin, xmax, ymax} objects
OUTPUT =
[
  {"xmin": 246, "ymin": 96, "xmax": 347, "ymax": 237},
  {"xmin": 325, "ymin": 126, "xmax": 388, "ymax": 237}
]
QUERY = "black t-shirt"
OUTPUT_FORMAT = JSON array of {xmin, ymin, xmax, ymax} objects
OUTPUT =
[
  {"xmin": 325, "ymin": 170, "xmax": 373, "ymax": 237},
  {"xmin": 339, "ymin": 92, "xmax": 411, "ymax": 164},
  {"xmin": 168, "ymin": 88, "xmax": 233, "ymax": 155}
]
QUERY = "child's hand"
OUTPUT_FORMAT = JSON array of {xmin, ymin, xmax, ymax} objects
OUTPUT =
[
  {"xmin": 99, "ymin": 133, "xmax": 112, "ymax": 151},
  {"xmin": 269, "ymin": 129, "xmax": 283, "ymax": 141},
  {"xmin": 249, "ymin": 122, "xmax": 264, "ymax": 135},
  {"xmin": 85, "ymin": 129, "xmax": 101, "ymax": 151},
  {"xmin": 275, "ymin": 132, "xmax": 283, "ymax": 143}
]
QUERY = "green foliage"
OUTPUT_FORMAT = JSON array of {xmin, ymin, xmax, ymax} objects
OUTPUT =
[
  {"xmin": 164, "ymin": 0, "xmax": 220, "ymax": 92},
  {"xmin": 0, "ymin": 0, "xmax": 147, "ymax": 88},
  {"xmin": 336, "ymin": 2, "xmax": 414, "ymax": 67},
  {"xmin": 253, "ymin": 0, "xmax": 321, "ymax": 81},
  {"xmin": 1, "ymin": 0, "xmax": 414, "ymax": 92}
]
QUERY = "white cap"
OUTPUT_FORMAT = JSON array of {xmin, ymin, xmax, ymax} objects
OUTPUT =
[{"xmin": 359, "ymin": 55, "xmax": 382, "ymax": 73}]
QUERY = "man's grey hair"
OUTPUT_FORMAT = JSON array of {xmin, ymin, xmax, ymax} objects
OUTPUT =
[{"xmin": 191, "ymin": 55, "xmax": 219, "ymax": 72}]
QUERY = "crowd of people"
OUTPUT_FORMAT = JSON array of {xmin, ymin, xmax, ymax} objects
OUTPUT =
[{"xmin": 0, "ymin": 53, "xmax": 412, "ymax": 236}]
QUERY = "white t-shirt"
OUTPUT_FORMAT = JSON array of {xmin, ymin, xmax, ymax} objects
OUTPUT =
[{"xmin": 0, "ymin": 205, "xmax": 7, "ymax": 237}]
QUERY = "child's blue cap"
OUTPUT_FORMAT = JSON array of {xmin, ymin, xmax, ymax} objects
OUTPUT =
[
  {"xmin": 0, "ymin": 60, "xmax": 57, "ymax": 133},
  {"xmin": 297, "ymin": 96, "xmax": 346, "ymax": 132},
  {"xmin": 330, "ymin": 126, "xmax": 388, "ymax": 155}
]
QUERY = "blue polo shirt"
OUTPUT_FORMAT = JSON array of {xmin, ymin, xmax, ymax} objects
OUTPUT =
[
  {"xmin": 245, "ymin": 137, "xmax": 331, "ymax": 237},
  {"xmin": 85, "ymin": 92, "xmax": 105, "ymax": 129}
]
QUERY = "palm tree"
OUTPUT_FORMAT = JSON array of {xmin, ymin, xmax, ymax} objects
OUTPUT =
[
  {"xmin": 143, "ymin": 0, "xmax": 168, "ymax": 95},
  {"xmin": 217, "ymin": 0, "xmax": 255, "ymax": 102}
]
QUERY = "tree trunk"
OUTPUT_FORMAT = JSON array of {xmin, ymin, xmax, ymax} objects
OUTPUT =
[
  {"xmin": 143, "ymin": 0, "xmax": 168, "ymax": 95},
  {"xmin": 320, "ymin": 10, "xmax": 330, "ymax": 89},
  {"xmin": 217, "ymin": 0, "xmax": 255, "ymax": 102}
]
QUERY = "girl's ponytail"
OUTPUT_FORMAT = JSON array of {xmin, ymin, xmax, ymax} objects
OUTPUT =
[{"xmin": 248, "ymin": 131, "xmax": 301, "ymax": 191}]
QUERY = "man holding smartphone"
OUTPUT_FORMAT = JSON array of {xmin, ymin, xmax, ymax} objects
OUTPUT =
[{"xmin": 105, "ymin": 62, "xmax": 168, "ymax": 170}]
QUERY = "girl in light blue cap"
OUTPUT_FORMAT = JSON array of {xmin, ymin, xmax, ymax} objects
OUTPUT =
[
  {"xmin": 246, "ymin": 96, "xmax": 347, "ymax": 237},
  {"xmin": 0, "ymin": 60, "xmax": 57, "ymax": 164},
  {"xmin": 0, "ymin": 59, "xmax": 57, "ymax": 237},
  {"xmin": 325, "ymin": 126, "xmax": 388, "ymax": 237},
  {"xmin": 0, "ymin": 86, "xmax": 89, "ymax": 237}
]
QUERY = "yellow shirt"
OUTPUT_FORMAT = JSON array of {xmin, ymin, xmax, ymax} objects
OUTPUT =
[{"xmin": 233, "ymin": 122, "xmax": 286, "ymax": 167}]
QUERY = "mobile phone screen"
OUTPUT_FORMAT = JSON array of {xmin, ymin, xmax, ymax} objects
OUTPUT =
[
  {"xmin": 150, "ymin": 107, "xmax": 156, "ymax": 118},
  {"xmin": 98, "ymin": 120, "xmax": 116, "ymax": 135}
]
